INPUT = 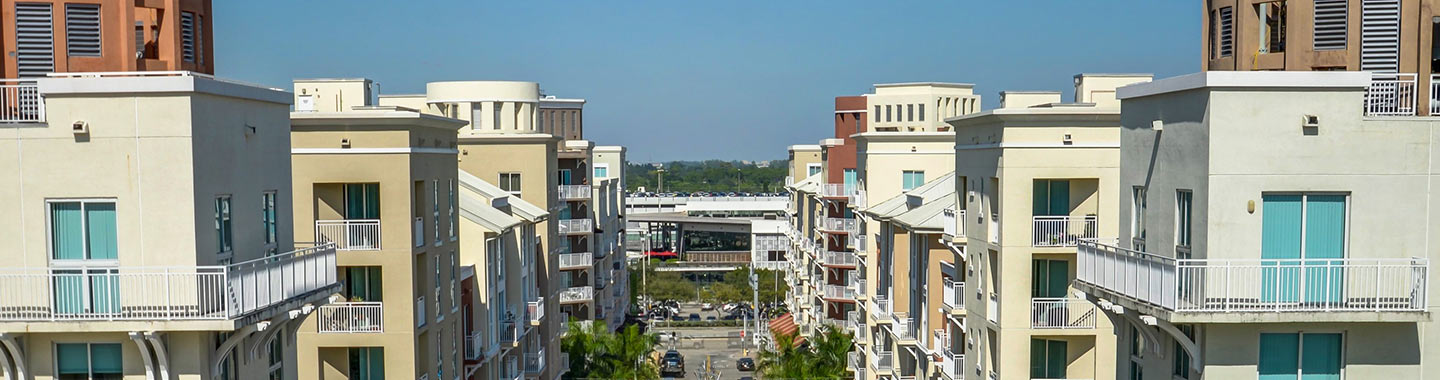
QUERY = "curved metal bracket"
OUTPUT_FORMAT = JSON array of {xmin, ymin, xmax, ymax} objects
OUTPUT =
[
  {"xmin": 210, "ymin": 324, "xmax": 260, "ymax": 379},
  {"xmin": 144, "ymin": 332, "xmax": 171, "ymax": 380},
  {"xmin": 0, "ymin": 333, "xmax": 28, "ymax": 380},
  {"xmin": 1152, "ymin": 318, "xmax": 1203, "ymax": 373},
  {"xmin": 128, "ymin": 332, "xmax": 156, "ymax": 380},
  {"xmin": 0, "ymin": 337, "xmax": 16, "ymax": 380}
]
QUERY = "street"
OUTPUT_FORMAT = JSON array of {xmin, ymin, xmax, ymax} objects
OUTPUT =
[{"xmin": 648, "ymin": 303, "xmax": 764, "ymax": 379}]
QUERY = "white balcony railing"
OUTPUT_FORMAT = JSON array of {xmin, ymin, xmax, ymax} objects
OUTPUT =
[
  {"xmin": 315, "ymin": 219, "xmax": 381, "ymax": 251},
  {"xmin": 1431, "ymin": 74, "xmax": 1440, "ymax": 116},
  {"xmin": 317, "ymin": 302, "xmax": 383, "ymax": 333},
  {"xmin": 871, "ymin": 296, "xmax": 891, "ymax": 321},
  {"xmin": 1031, "ymin": 215, "xmax": 1097, "ymax": 247},
  {"xmin": 943, "ymin": 279, "xmax": 965, "ymax": 311},
  {"xmin": 464, "ymin": 333, "xmax": 481, "ymax": 360},
  {"xmin": 822, "ymin": 251, "xmax": 859, "ymax": 267},
  {"xmin": 849, "ymin": 272, "xmax": 868, "ymax": 296},
  {"xmin": 559, "ymin": 185, "xmax": 592, "ymax": 200},
  {"xmin": 524, "ymin": 348, "xmax": 545, "ymax": 373},
  {"xmin": 890, "ymin": 312, "xmax": 915, "ymax": 340},
  {"xmin": 820, "ymin": 217, "xmax": 858, "ymax": 234},
  {"xmin": 0, "ymin": 79, "xmax": 43, "ymax": 123},
  {"xmin": 754, "ymin": 236, "xmax": 789, "ymax": 252},
  {"xmin": 1030, "ymin": 298, "xmax": 1097, "ymax": 329},
  {"xmin": 1366, "ymin": 73, "xmax": 1418, "ymax": 116},
  {"xmin": 557, "ymin": 218, "xmax": 593, "ymax": 235},
  {"xmin": 527, "ymin": 297, "xmax": 545, "ymax": 324},
  {"xmin": 823, "ymin": 284, "xmax": 856, "ymax": 301},
  {"xmin": 871, "ymin": 350, "xmax": 894, "ymax": 372},
  {"xmin": 849, "ymin": 190, "xmax": 867, "ymax": 208},
  {"xmin": 559, "ymin": 286, "xmax": 594, "ymax": 303},
  {"xmin": 849, "ymin": 234, "xmax": 868, "ymax": 253},
  {"xmin": 1077, "ymin": 239, "xmax": 1430, "ymax": 313},
  {"xmin": 558, "ymin": 253, "xmax": 593, "ymax": 269},
  {"xmin": 0, "ymin": 243, "xmax": 337, "ymax": 322},
  {"xmin": 500, "ymin": 319, "xmax": 519, "ymax": 346},
  {"xmin": 821, "ymin": 183, "xmax": 856, "ymax": 198},
  {"xmin": 939, "ymin": 352, "xmax": 963, "ymax": 380},
  {"xmin": 415, "ymin": 296, "xmax": 426, "ymax": 327},
  {"xmin": 413, "ymin": 217, "xmax": 424, "ymax": 247}
]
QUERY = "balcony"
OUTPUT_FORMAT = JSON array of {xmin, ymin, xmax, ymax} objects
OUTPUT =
[
  {"xmin": 557, "ymin": 218, "xmax": 593, "ymax": 235},
  {"xmin": 315, "ymin": 219, "xmax": 381, "ymax": 251},
  {"xmin": 1030, "ymin": 298, "xmax": 1097, "ymax": 329},
  {"xmin": 942, "ymin": 279, "xmax": 965, "ymax": 312},
  {"xmin": 559, "ymin": 185, "xmax": 592, "ymax": 200},
  {"xmin": 0, "ymin": 243, "xmax": 337, "ymax": 323},
  {"xmin": 870, "ymin": 296, "xmax": 892, "ymax": 322},
  {"xmin": 822, "ymin": 251, "xmax": 859, "ymax": 268},
  {"xmin": 0, "ymin": 79, "xmax": 43, "ymax": 123},
  {"xmin": 938, "ymin": 351, "xmax": 963, "ymax": 380},
  {"xmin": 821, "ymin": 184, "xmax": 855, "ymax": 199},
  {"xmin": 823, "ymin": 284, "xmax": 856, "ymax": 301},
  {"xmin": 849, "ymin": 190, "xmax": 867, "ymax": 208},
  {"xmin": 943, "ymin": 208, "xmax": 966, "ymax": 238},
  {"xmin": 819, "ymin": 217, "xmax": 858, "ymax": 234},
  {"xmin": 500, "ymin": 319, "xmax": 520, "ymax": 347},
  {"xmin": 849, "ymin": 273, "xmax": 868, "ymax": 299},
  {"xmin": 1076, "ymin": 239, "xmax": 1430, "ymax": 322},
  {"xmin": 849, "ymin": 234, "xmax": 868, "ymax": 253},
  {"xmin": 317, "ymin": 302, "xmax": 383, "ymax": 333},
  {"xmin": 464, "ymin": 333, "xmax": 481, "ymax": 361},
  {"xmin": 558, "ymin": 253, "xmax": 593, "ymax": 269},
  {"xmin": 846, "ymin": 310, "xmax": 867, "ymax": 340},
  {"xmin": 869, "ymin": 349, "xmax": 894, "ymax": 373},
  {"xmin": 501, "ymin": 356, "xmax": 520, "ymax": 380},
  {"xmin": 1031, "ymin": 216, "xmax": 1097, "ymax": 247},
  {"xmin": 527, "ymin": 297, "xmax": 545, "ymax": 325},
  {"xmin": 1366, "ymin": 73, "xmax": 1418, "ymax": 116},
  {"xmin": 890, "ymin": 312, "xmax": 916, "ymax": 342},
  {"xmin": 559, "ymin": 286, "xmax": 594, "ymax": 304},
  {"xmin": 847, "ymin": 351, "xmax": 861, "ymax": 370},
  {"xmin": 525, "ymin": 348, "xmax": 546, "ymax": 374}
]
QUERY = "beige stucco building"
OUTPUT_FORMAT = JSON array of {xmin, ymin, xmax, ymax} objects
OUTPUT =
[{"xmin": 0, "ymin": 72, "xmax": 339, "ymax": 380}]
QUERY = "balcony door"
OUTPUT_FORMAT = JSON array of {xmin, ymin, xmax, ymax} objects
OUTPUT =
[
  {"xmin": 344, "ymin": 183, "xmax": 381, "ymax": 220},
  {"xmin": 348, "ymin": 347, "xmax": 385, "ymax": 380},
  {"xmin": 49, "ymin": 201, "xmax": 120, "ymax": 315},
  {"xmin": 1030, "ymin": 338, "xmax": 1067, "ymax": 379},
  {"xmin": 1261, "ymin": 194, "xmax": 1346, "ymax": 304},
  {"xmin": 344, "ymin": 267, "xmax": 383, "ymax": 302}
]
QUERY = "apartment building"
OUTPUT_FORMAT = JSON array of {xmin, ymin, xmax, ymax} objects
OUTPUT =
[
  {"xmin": 1, "ymin": 0, "xmax": 214, "ymax": 79},
  {"xmin": 0, "ymin": 72, "xmax": 337, "ymax": 380},
  {"xmin": 1072, "ymin": 70, "xmax": 1438, "ymax": 379},
  {"xmin": 784, "ymin": 171, "xmax": 824, "ymax": 334},
  {"xmin": 1200, "ymin": 0, "xmax": 1440, "ymax": 115},
  {"xmin": 946, "ymin": 74, "xmax": 1151, "ymax": 380},
  {"xmin": 287, "ymin": 85, "xmax": 467, "ymax": 380},
  {"xmin": 592, "ymin": 145, "xmax": 629, "ymax": 330}
]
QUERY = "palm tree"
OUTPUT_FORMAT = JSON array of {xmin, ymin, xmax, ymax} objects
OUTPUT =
[
  {"xmin": 561, "ymin": 319, "xmax": 660, "ymax": 380},
  {"xmin": 756, "ymin": 324, "xmax": 853, "ymax": 380}
]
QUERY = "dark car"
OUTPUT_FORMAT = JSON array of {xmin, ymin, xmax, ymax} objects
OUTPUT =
[
  {"xmin": 661, "ymin": 350, "xmax": 685, "ymax": 375},
  {"xmin": 706, "ymin": 316, "xmax": 717, "ymax": 321},
  {"xmin": 687, "ymin": 313, "xmax": 701, "ymax": 321},
  {"xmin": 671, "ymin": 315, "xmax": 685, "ymax": 321},
  {"xmin": 736, "ymin": 357, "xmax": 755, "ymax": 371}
]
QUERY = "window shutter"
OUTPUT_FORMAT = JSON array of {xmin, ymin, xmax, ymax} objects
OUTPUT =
[
  {"xmin": 181, "ymin": 11, "xmax": 197, "ymax": 62},
  {"xmin": 1361, "ymin": 0, "xmax": 1400, "ymax": 72},
  {"xmin": 64, "ymin": 4, "xmax": 100, "ymax": 57},
  {"xmin": 1314, "ymin": 0, "xmax": 1347, "ymax": 50},
  {"xmin": 15, "ymin": 2, "xmax": 55, "ymax": 77},
  {"xmin": 1218, "ymin": 7, "xmax": 1234, "ymax": 57}
]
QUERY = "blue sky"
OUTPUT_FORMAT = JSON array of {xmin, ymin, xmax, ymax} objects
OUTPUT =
[{"xmin": 215, "ymin": 1, "xmax": 1198, "ymax": 162}]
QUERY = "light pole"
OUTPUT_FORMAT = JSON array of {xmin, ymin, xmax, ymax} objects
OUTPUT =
[{"xmin": 656, "ymin": 168, "xmax": 665, "ymax": 193}]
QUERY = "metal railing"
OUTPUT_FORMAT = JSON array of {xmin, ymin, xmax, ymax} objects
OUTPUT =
[
  {"xmin": 1366, "ymin": 73, "xmax": 1418, "ymax": 116},
  {"xmin": 317, "ymin": 302, "xmax": 383, "ymax": 333},
  {"xmin": 943, "ymin": 279, "xmax": 965, "ymax": 311},
  {"xmin": 524, "ymin": 348, "xmax": 545, "ymax": 373},
  {"xmin": 823, "ymin": 284, "xmax": 856, "ymax": 300},
  {"xmin": 1431, "ymin": 74, "xmax": 1440, "ymax": 116},
  {"xmin": 822, "ymin": 251, "xmax": 859, "ymax": 267},
  {"xmin": 415, "ymin": 296, "xmax": 426, "ymax": 327},
  {"xmin": 500, "ymin": 319, "xmax": 519, "ymax": 345},
  {"xmin": 464, "ymin": 333, "xmax": 481, "ymax": 360},
  {"xmin": 527, "ymin": 297, "xmax": 544, "ymax": 324},
  {"xmin": 1030, "ymin": 298, "xmax": 1097, "ymax": 329},
  {"xmin": 1077, "ymin": 239, "xmax": 1430, "ymax": 313},
  {"xmin": 871, "ymin": 296, "xmax": 892, "ymax": 321},
  {"xmin": 850, "ymin": 190, "xmax": 867, "ymax": 208},
  {"xmin": 870, "ymin": 350, "xmax": 894, "ymax": 372},
  {"xmin": 850, "ymin": 234, "xmax": 868, "ymax": 253},
  {"xmin": 314, "ymin": 219, "xmax": 381, "ymax": 251},
  {"xmin": 939, "ymin": 352, "xmax": 963, "ymax": 379},
  {"xmin": 820, "ymin": 217, "xmax": 858, "ymax": 234},
  {"xmin": 821, "ymin": 184, "xmax": 856, "ymax": 198},
  {"xmin": 0, "ymin": 79, "xmax": 42, "ymax": 123},
  {"xmin": 413, "ymin": 217, "xmax": 424, "ymax": 247},
  {"xmin": 0, "ymin": 243, "xmax": 336, "ymax": 322},
  {"xmin": 890, "ymin": 312, "xmax": 915, "ymax": 340},
  {"xmin": 559, "ymin": 286, "xmax": 594, "ymax": 303},
  {"xmin": 559, "ymin": 185, "xmax": 592, "ymax": 200},
  {"xmin": 557, "ymin": 218, "xmax": 593, "ymax": 235},
  {"xmin": 849, "ymin": 272, "xmax": 868, "ymax": 297},
  {"xmin": 558, "ymin": 253, "xmax": 593, "ymax": 269},
  {"xmin": 944, "ymin": 208, "xmax": 966, "ymax": 238},
  {"xmin": 1031, "ymin": 215, "xmax": 1098, "ymax": 247}
]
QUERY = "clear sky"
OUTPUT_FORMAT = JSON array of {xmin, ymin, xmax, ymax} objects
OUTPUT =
[{"xmin": 215, "ymin": 1, "xmax": 1198, "ymax": 163}]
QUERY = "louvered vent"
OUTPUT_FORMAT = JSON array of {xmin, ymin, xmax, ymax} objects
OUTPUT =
[
  {"xmin": 1314, "ymin": 0, "xmax": 1347, "ymax": 51},
  {"xmin": 1361, "ymin": 0, "xmax": 1400, "ymax": 72},
  {"xmin": 1219, "ymin": 7, "xmax": 1234, "ymax": 57},
  {"xmin": 181, "ymin": 12, "xmax": 196, "ymax": 62},
  {"xmin": 64, "ymin": 4, "xmax": 100, "ymax": 57},
  {"xmin": 15, "ymin": 3, "xmax": 55, "ymax": 78}
]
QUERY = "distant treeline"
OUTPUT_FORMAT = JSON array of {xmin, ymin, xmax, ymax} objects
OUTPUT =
[{"xmin": 626, "ymin": 160, "xmax": 788, "ymax": 193}]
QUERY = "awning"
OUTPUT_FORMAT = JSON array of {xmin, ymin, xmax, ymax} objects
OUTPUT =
[{"xmin": 767, "ymin": 313, "xmax": 805, "ymax": 346}]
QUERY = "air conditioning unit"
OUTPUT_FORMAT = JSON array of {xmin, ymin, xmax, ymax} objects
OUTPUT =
[{"xmin": 72, "ymin": 121, "xmax": 88, "ymax": 134}]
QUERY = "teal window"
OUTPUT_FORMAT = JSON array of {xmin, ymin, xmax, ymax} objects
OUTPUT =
[
  {"xmin": 1176, "ymin": 190, "xmax": 1193, "ymax": 248},
  {"xmin": 843, "ymin": 169, "xmax": 857, "ymax": 193},
  {"xmin": 902, "ymin": 170, "xmax": 925, "ymax": 191},
  {"xmin": 807, "ymin": 164, "xmax": 822, "ymax": 177},
  {"xmin": 348, "ymin": 347, "xmax": 385, "ymax": 380},
  {"xmin": 56, "ymin": 342, "xmax": 122, "ymax": 380},
  {"xmin": 49, "ymin": 201, "xmax": 117, "ymax": 261},
  {"xmin": 214, "ymin": 196, "xmax": 232, "ymax": 253},
  {"xmin": 1261, "ymin": 194, "xmax": 1347, "ymax": 304},
  {"xmin": 1259, "ymin": 332, "xmax": 1341, "ymax": 380},
  {"xmin": 1029, "ymin": 338, "xmax": 1067, "ymax": 379},
  {"xmin": 594, "ymin": 165, "xmax": 609, "ymax": 179},
  {"xmin": 261, "ymin": 191, "xmax": 277, "ymax": 245},
  {"xmin": 1032, "ymin": 179, "xmax": 1071, "ymax": 216},
  {"xmin": 558, "ymin": 169, "xmax": 573, "ymax": 186},
  {"xmin": 344, "ymin": 183, "xmax": 381, "ymax": 219},
  {"xmin": 343, "ymin": 267, "xmax": 383, "ymax": 302},
  {"xmin": 1031, "ymin": 259, "xmax": 1069, "ymax": 298}
]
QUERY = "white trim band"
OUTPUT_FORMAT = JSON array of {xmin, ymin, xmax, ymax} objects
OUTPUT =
[{"xmin": 292, "ymin": 147, "xmax": 461, "ymax": 155}]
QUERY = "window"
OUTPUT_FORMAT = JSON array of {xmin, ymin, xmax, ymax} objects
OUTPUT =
[
  {"xmin": 854, "ymin": 113, "xmax": 862, "ymax": 132},
  {"xmin": 885, "ymin": 105, "xmax": 892, "ymax": 122},
  {"xmin": 56, "ymin": 343, "xmax": 121, "ymax": 380},
  {"xmin": 558, "ymin": 169, "xmax": 573, "ymax": 186},
  {"xmin": 1128, "ymin": 325, "xmax": 1145, "ymax": 380},
  {"xmin": 1260, "ymin": 193, "xmax": 1347, "ymax": 303},
  {"xmin": 499, "ymin": 172, "xmax": 522, "ymax": 194},
  {"xmin": 64, "ymin": 4, "xmax": 101, "ymax": 57},
  {"xmin": 594, "ymin": 164, "xmax": 609, "ymax": 179},
  {"xmin": 432, "ymin": 180, "xmax": 441, "ymax": 245},
  {"xmin": 434, "ymin": 254, "xmax": 443, "ymax": 321},
  {"xmin": 215, "ymin": 196, "xmax": 232, "ymax": 254},
  {"xmin": 1030, "ymin": 259, "xmax": 1068, "ymax": 298},
  {"xmin": 493, "ymin": 102, "xmax": 503, "ymax": 130},
  {"xmin": 907, "ymin": 104, "xmax": 914, "ymax": 121},
  {"xmin": 262, "ymin": 191, "xmax": 277, "ymax": 246},
  {"xmin": 843, "ymin": 169, "xmax": 857, "ymax": 193},
  {"xmin": 1029, "ymin": 338, "xmax": 1067, "ymax": 379},
  {"xmin": 1257, "ymin": 2, "xmax": 1286, "ymax": 53},
  {"xmin": 1172, "ymin": 325, "xmax": 1194, "ymax": 379},
  {"xmin": 901, "ymin": 170, "xmax": 925, "ymax": 191},
  {"xmin": 918, "ymin": 104, "xmax": 925, "ymax": 121},
  {"xmin": 1208, "ymin": 10, "xmax": 1218, "ymax": 59},
  {"xmin": 348, "ymin": 347, "xmax": 384, "ymax": 380},
  {"xmin": 1218, "ymin": 6, "xmax": 1234, "ymax": 57},
  {"xmin": 344, "ymin": 267, "xmax": 383, "ymax": 302},
  {"xmin": 874, "ymin": 106, "xmax": 881, "ymax": 122},
  {"xmin": 450, "ymin": 252, "xmax": 459, "ymax": 311},
  {"xmin": 1259, "ymin": 333, "xmax": 1341, "ymax": 380},
  {"xmin": 1314, "ymin": 0, "xmax": 1347, "ymax": 50},
  {"xmin": 1176, "ymin": 190, "xmax": 1193, "ymax": 248},
  {"xmin": 344, "ymin": 183, "xmax": 381, "ymax": 219},
  {"xmin": 267, "ymin": 332, "xmax": 283, "ymax": 380},
  {"xmin": 1131, "ymin": 187, "xmax": 1147, "ymax": 248},
  {"xmin": 48, "ymin": 201, "xmax": 117, "ymax": 261},
  {"xmin": 1031, "ymin": 179, "xmax": 1071, "ymax": 216},
  {"xmin": 807, "ymin": 163, "xmax": 822, "ymax": 177},
  {"xmin": 448, "ymin": 180, "xmax": 457, "ymax": 240}
]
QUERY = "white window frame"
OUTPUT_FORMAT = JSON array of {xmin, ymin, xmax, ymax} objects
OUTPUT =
[
  {"xmin": 262, "ymin": 191, "xmax": 278, "ymax": 249},
  {"xmin": 594, "ymin": 163, "xmax": 610, "ymax": 179},
  {"xmin": 54, "ymin": 342, "xmax": 124, "ymax": 380},
  {"xmin": 45, "ymin": 199, "xmax": 120, "ymax": 266},
  {"xmin": 807, "ymin": 163, "xmax": 822, "ymax": 177}
]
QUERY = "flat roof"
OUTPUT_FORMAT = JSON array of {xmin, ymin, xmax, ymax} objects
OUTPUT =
[
  {"xmin": 38, "ymin": 73, "xmax": 292, "ymax": 104},
  {"xmin": 1117, "ymin": 71, "xmax": 1370, "ymax": 100},
  {"xmin": 788, "ymin": 144, "xmax": 822, "ymax": 151},
  {"xmin": 874, "ymin": 82, "xmax": 975, "ymax": 88}
]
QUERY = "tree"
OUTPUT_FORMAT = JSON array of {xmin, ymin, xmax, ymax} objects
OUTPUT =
[
  {"xmin": 634, "ymin": 260, "xmax": 700, "ymax": 302},
  {"xmin": 756, "ymin": 325, "xmax": 853, "ymax": 380},
  {"xmin": 562, "ymin": 320, "xmax": 660, "ymax": 380},
  {"xmin": 716, "ymin": 267, "xmax": 790, "ymax": 306}
]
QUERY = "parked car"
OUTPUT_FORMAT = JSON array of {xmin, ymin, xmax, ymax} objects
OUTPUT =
[
  {"xmin": 688, "ymin": 313, "xmax": 701, "ymax": 321},
  {"xmin": 661, "ymin": 350, "xmax": 685, "ymax": 375},
  {"xmin": 706, "ymin": 316, "xmax": 717, "ymax": 321},
  {"xmin": 736, "ymin": 358, "xmax": 755, "ymax": 371},
  {"xmin": 701, "ymin": 303, "xmax": 715, "ymax": 310}
]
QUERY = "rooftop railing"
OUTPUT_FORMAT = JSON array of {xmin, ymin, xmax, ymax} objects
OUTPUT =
[
  {"xmin": 315, "ymin": 219, "xmax": 381, "ymax": 251},
  {"xmin": 1077, "ymin": 238, "xmax": 1429, "ymax": 313},
  {"xmin": 0, "ymin": 79, "xmax": 42, "ymax": 123},
  {"xmin": 0, "ymin": 243, "xmax": 337, "ymax": 322},
  {"xmin": 1366, "ymin": 73, "xmax": 1418, "ymax": 116}
]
